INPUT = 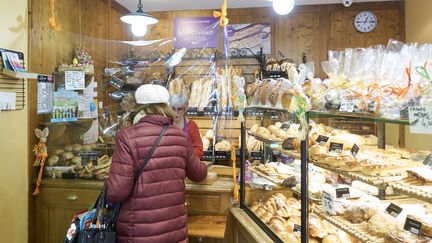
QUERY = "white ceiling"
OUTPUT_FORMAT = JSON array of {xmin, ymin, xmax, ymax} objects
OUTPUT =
[{"xmin": 116, "ymin": 0, "xmax": 401, "ymax": 12}]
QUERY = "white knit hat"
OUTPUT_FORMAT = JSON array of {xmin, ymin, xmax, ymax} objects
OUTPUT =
[{"xmin": 135, "ymin": 84, "xmax": 170, "ymax": 104}]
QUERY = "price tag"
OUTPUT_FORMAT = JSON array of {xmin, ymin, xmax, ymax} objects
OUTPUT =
[
  {"xmin": 404, "ymin": 217, "xmax": 422, "ymax": 236},
  {"xmin": 293, "ymin": 224, "xmax": 301, "ymax": 234},
  {"xmin": 215, "ymin": 151, "xmax": 228, "ymax": 160},
  {"xmin": 221, "ymin": 106, "xmax": 233, "ymax": 116},
  {"xmin": 386, "ymin": 203, "xmax": 403, "ymax": 218},
  {"xmin": 336, "ymin": 188, "xmax": 350, "ymax": 198},
  {"xmin": 270, "ymin": 111, "xmax": 279, "ymax": 120},
  {"xmin": 329, "ymin": 142, "xmax": 344, "ymax": 153},
  {"xmin": 322, "ymin": 191, "xmax": 334, "ymax": 215},
  {"xmin": 203, "ymin": 107, "xmax": 214, "ymax": 116},
  {"xmin": 251, "ymin": 151, "xmax": 263, "ymax": 161},
  {"xmin": 409, "ymin": 106, "xmax": 432, "ymax": 134},
  {"xmin": 423, "ymin": 153, "xmax": 432, "ymax": 167},
  {"xmin": 339, "ymin": 99, "xmax": 355, "ymax": 112},
  {"xmin": 282, "ymin": 137, "xmax": 295, "ymax": 150},
  {"xmin": 202, "ymin": 151, "xmax": 213, "ymax": 161},
  {"xmin": 351, "ymin": 143, "xmax": 360, "ymax": 157},
  {"xmin": 281, "ymin": 123, "xmax": 290, "ymax": 130},
  {"xmin": 316, "ymin": 135, "xmax": 329, "ymax": 145},
  {"xmin": 187, "ymin": 107, "xmax": 198, "ymax": 116}
]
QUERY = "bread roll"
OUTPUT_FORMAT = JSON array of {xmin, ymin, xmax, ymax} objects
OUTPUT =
[{"xmin": 367, "ymin": 212, "xmax": 398, "ymax": 237}]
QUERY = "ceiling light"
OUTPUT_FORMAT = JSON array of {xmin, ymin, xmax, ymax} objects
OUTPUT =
[
  {"xmin": 273, "ymin": 0, "xmax": 295, "ymax": 15},
  {"xmin": 131, "ymin": 24, "xmax": 148, "ymax": 37},
  {"xmin": 120, "ymin": 0, "xmax": 158, "ymax": 26}
]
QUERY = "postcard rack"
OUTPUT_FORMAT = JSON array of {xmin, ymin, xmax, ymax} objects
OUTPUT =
[{"xmin": 0, "ymin": 48, "xmax": 26, "ymax": 111}]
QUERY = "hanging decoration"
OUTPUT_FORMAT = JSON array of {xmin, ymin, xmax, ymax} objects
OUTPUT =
[
  {"xmin": 213, "ymin": 0, "xmax": 229, "ymax": 27},
  {"xmin": 48, "ymin": 0, "xmax": 61, "ymax": 31}
]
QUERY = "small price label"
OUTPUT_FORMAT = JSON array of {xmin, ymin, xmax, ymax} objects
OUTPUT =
[
  {"xmin": 329, "ymin": 142, "xmax": 344, "ymax": 153},
  {"xmin": 351, "ymin": 144, "xmax": 360, "ymax": 157},
  {"xmin": 322, "ymin": 191, "xmax": 334, "ymax": 215},
  {"xmin": 293, "ymin": 224, "xmax": 301, "ymax": 234},
  {"xmin": 404, "ymin": 217, "xmax": 422, "ymax": 236},
  {"xmin": 270, "ymin": 111, "xmax": 279, "ymax": 120},
  {"xmin": 282, "ymin": 137, "xmax": 295, "ymax": 150},
  {"xmin": 215, "ymin": 151, "xmax": 228, "ymax": 160},
  {"xmin": 281, "ymin": 123, "xmax": 290, "ymax": 130},
  {"xmin": 316, "ymin": 135, "xmax": 329, "ymax": 145},
  {"xmin": 386, "ymin": 203, "xmax": 403, "ymax": 218},
  {"xmin": 203, "ymin": 107, "xmax": 214, "ymax": 116},
  {"xmin": 336, "ymin": 188, "xmax": 350, "ymax": 198},
  {"xmin": 187, "ymin": 107, "xmax": 198, "ymax": 116},
  {"xmin": 339, "ymin": 99, "xmax": 355, "ymax": 112},
  {"xmin": 423, "ymin": 153, "xmax": 432, "ymax": 167},
  {"xmin": 251, "ymin": 151, "xmax": 263, "ymax": 161}
]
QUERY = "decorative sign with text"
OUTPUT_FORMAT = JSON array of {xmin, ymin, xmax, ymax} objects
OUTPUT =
[
  {"xmin": 409, "ymin": 106, "xmax": 432, "ymax": 134},
  {"xmin": 174, "ymin": 17, "xmax": 219, "ymax": 49},
  {"xmin": 65, "ymin": 71, "xmax": 85, "ymax": 90}
]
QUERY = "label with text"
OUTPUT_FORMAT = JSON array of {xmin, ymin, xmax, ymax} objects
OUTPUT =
[
  {"xmin": 339, "ymin": 99, "xmax": 355, "ymax": 112},
  {"xmin": 404, "ymin": 217, "xmax": 422, "ymax": 236},
  {"xmin": 329, "ymin": 142, "xmax": 344, "ymax": 153},
  {"xmin": 322, "ymin": 191, "xmax": 334, "ymax": 215},
  {"xmin": 386, "ymin": 203, "xmax": 403, "ymax": 218},
  {"xmin": 336, "ymin": 188, "xmax": 350, "ymax": 198},
  {"xmin": 351, "ymin": 143, "xmax": 360, "ymax": 157},
  {"xmin": 316, "ymin": 135, "xmax": 329, "ymax": 145},
  {"xmin": 293, "ymin": 224, "xmax": 301, "ymax": 234},
  {"xmin": 409, "ymin": 106, "xmax": 432, "ymax": 134}
]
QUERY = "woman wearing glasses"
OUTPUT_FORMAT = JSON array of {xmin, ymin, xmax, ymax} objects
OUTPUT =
[{"xmin": 169, "ymin": 94, "xmax": 203, "ymax": 159}]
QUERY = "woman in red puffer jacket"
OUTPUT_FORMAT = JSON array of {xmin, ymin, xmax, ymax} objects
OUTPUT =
[{"xmin": 106, "ymin": 84, "xmax": 208, "ymax": 243}]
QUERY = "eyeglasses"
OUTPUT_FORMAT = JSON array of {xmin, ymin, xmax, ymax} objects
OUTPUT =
[{"xmin": 172, "ymin": 107, "xmax": 185, "ymax": 113}]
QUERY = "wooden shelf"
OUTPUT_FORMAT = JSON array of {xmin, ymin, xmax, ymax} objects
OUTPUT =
[
  {"xmin": 390, "ymin": 178, "xmax": 432, "ymax": 204},
  {"xmin": 188, "ymin": 215, "xmax": 227, "ymax": 239},
  {"xmin": 310, "ymin": 161, "xmax": 404, "ymax": 189},
  {"xmin": 313, "ymin": 206, "xmax": 384, "ymax": 243}
]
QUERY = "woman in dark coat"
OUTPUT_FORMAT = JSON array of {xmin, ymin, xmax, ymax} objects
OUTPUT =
[{"xmin": 106, "ymin": 84, "xmax": 208, "ymax": 243}]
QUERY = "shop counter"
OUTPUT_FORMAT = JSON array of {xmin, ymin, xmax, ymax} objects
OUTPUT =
[{"xmin": 34, "ymin": 176, "xmax": 234, "ymax": 243}]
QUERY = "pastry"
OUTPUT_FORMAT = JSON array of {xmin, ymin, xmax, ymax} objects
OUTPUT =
[
  {"xmin": 322, "ymin": 234, "xmax": 342, "ymax": 243},
  {"xmin": 407, "ymin": 167, "xmax": 432, "ymax": 184},
  {"xmin": 255, "ymin": 206, "xmax": 267, "ymax": 218},
  {"xmin": 64, "ymin": 145, "xmax": 73, "ymax": 152},
  {"xmin": 269, "ymin": 216, "xmax": 286, "ymax": 233},
  {"xmin": 204, "ymin": 130, "xmax": 214, "ymax": 140},
  {"xmin": 72, "ymin": 144, "xmax": 83, "ymax": 152},
  {"xmin": 385, "ymin": 228, "xmax": 430, "ymax": 243},
  {"xmin": 344, "ymin": 203, "xmax": 377, "ymax": 223},
  {"xmin": 54, "ymin": 149, "xmax": 64, "ymax": 156},
  {"xmin": 202, "ymin": 137, "xmax": 210, "ymax": 151},
  {"xmin": 309, "ymin": 213, "xmax": 328, "ymax": 238},
  {"xmin": 215, "ymin": 140, "xmax": 231, "ymax": 151},
  {"xmin": 71, "ymin": 156, "xmax": 82, "ymax": 165},
  {"xmin": 367, "ymin": 212, "xmax": 398, "ymax": 237}
]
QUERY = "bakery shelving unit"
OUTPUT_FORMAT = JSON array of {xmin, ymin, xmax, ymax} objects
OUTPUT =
[
  {"xmin": 239, "ymin": 105, "xmax": 306, "ymax": 243},
  {"xmin": 303, "ymin": 110, "xmax": 431, "ymax": 243}
]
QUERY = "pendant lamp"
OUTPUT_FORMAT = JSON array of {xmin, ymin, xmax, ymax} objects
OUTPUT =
[
  {"xmin": 120, "ymin": 0, "xmax": 158, "ymax": 26},
  {"xmin": 272, "ymin": 0, "xmax": 295, "ymax": 15}
]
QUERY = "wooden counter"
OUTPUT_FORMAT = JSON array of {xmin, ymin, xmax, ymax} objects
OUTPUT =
[{"xmin": 34, "ymin": 177, "xmax": 234, "ymax": 243}]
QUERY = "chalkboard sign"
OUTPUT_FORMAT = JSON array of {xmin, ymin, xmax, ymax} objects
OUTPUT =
[{"xmin": 329, "ymin": 142, "xmax": 344, "ymax": 153}]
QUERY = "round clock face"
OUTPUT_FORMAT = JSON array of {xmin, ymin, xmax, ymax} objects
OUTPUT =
[{"xmin": 354, "ymin": 11, "xmax": 377, "ymax": 33}]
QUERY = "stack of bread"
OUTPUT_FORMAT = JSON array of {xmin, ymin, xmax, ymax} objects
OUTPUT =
[
  {"xmin": 168, "ymin": 78, "xmax": 190, "ymax": 98},
  {"xmin": 249, "ymin": 122, "xmax": 299, "ymax": 142},
  {"xmin": 250, "ymin": 194, "xmax": 359, "ymax": 242},
  {"xmin": 246, "ymin": 79, "xmax": 295, "ymax": 109},
  {"xmin": 188, "ymin": 77, "xmax": 213, "ymax": 109}
]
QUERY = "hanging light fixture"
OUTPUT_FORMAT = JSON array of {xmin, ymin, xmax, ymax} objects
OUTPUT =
[
  {"xmin": 272, "ymin": 0, "xmax": 295, "ymax": 15},
  {"xmin": 131, "ymin": 24, "xmax": 148, "ymax": 37},
  {"xmin": 120, "ymin": 0, "xmax": 158, "ymax": 26}
]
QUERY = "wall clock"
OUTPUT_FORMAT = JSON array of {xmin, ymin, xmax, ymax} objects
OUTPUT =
[{"xmin": 354, "ymin": 11, "xmax": 378, "ymax": 33}]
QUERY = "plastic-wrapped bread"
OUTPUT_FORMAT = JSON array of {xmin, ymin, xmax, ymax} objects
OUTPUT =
[
  {"xmin": 188, "ymin": 80, "xmax": 200, "ymax": 107},
  {"xmin": 199, "ymin": 78, "xmax": 212, "ymax": 109}
]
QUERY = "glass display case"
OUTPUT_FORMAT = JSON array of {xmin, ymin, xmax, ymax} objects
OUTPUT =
[{"xmin": 240, "ymin": 108, "xmax": 432, "ymax": 243}]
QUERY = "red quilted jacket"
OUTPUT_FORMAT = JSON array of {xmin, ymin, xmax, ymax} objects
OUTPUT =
[{"xmin": 106, "ymin": 115, "xmax": 208, "ymax": 243}]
